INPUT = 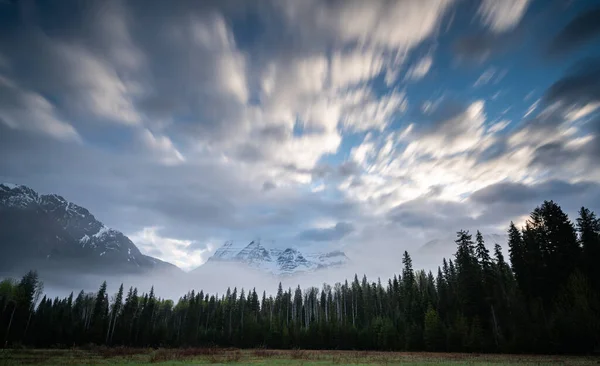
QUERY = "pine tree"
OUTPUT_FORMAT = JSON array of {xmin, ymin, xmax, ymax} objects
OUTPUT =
[
  {"xmin": 525, "ymin": 201, "xmax": 580, "ymax": 302},
  {"xmin": 454, "ymin": 231, "xmax": 480, "ymax": 318},
  {"xmin": 91, "ymin": 281, "xmax": 109, "ymax": 344},
  {"xmin": 493, "ymin": 244, "xmax": 507, "ymax": 272},
  {"xmin": 475, "ymin": 231, "xmax": 491, "ymax": 271},
  {"xmin": 107, "ymin": 284, "xmax": 124, "ymax": 344},
  {"xmin": 423, "ymin": 304, "xmax": 443, "ymax": 351},
  {"xmin": 540, "ymin": 201, "xmax": 579, "ymax": 293},
  {"xmin": 576, "ymin": 207, "xmax": 600, "ymax": 291},
  {"xmin": 508, "ymin": 222, "xmax": 527, "ymax": 293}
]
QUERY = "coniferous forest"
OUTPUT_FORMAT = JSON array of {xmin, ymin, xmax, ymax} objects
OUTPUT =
[{"xmin": 1, "ymin": 201, "xmax": 599, "ymax": 353}]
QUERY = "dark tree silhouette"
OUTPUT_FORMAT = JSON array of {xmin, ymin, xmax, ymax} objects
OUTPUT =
[{"xmin": 1, "ymin": 201, "xmax": 599, "ymax": 353}]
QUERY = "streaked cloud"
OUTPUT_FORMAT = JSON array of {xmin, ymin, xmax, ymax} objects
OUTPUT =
[
  {"xmin": 1, "ymin": 0, "xmax": 599, "ymax": 273},
  {"xmin": 405, "ymin": 56, "xmax": 433, "ymax": 81},
  {"xmin": 477, "ymin": 0, "xmax": 531, "ymax": 33}
]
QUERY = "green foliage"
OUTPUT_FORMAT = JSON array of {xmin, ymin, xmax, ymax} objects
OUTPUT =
[
  {"xmin": 423, "ymin": 305, "xmax": 443, "ymax": 351},
  {"xmin": 1, "ymin": 201, "xmax": 599, "ymax": 354}
]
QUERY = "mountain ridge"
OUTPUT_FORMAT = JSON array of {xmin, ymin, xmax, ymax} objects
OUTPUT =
[
  {"xmin": 1, "ymin": 183, "xmax": 351, "ymax": 277},
  {"xmin": 0, "ymin": 183, "xmax": 179, "ymax": 275},
  {"xmin": 204, "ymin": 240, "xmax": 350, "ymax": 276}
]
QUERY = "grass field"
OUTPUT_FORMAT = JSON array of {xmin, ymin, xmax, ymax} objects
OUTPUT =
[{"xmin": 0, "ymin": 348, "xmax": 598, "ymax": 365}]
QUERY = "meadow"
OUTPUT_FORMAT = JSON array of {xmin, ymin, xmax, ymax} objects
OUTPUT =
[{"xmin": 1, "ymin": 348, "xmax": 598, "ymax": 366}]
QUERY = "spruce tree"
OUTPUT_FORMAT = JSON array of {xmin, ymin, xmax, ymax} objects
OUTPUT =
[
  {"xmin": 508, "ymin": 222, "xmax": 527, "ymax": 292},
  {"xmin": 91, "ymin": 281, "xmax": 108, "ymax": 344},
  {"xmin": 107, "ymin": 284, "xmax": 124, "ymax": 344},
  {"xmin": 576, "ymin": 207, "xmax": 600, "ymax": 291},
  {"xmin": 475, "ymin": 231, "xmax": 491, "ymax": 271},
  {"xmin": 454, "ymin": 231, "xmax": 480, "ymax": 318}
]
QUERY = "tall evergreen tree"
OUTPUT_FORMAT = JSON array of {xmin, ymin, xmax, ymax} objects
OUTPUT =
[
  {"xmin": 576, "ymin": 207, "xmax": 600, "ymax": 291},
  {"xmin": 508, "ymin": 222, "xmax": 527, "ymax": 293},
  {"xmin": 475, "ymin": 231, "xmax": 491, "ymax": 271},
  {"xmin": 454, "ymin": 231, "xmax": 480, "ymax": 318},
  {"xmin": 91, "ymin": 281, "xmax": 108, "ymax": 343},
  {"xmin": 107, "ymin": 284, "xmax": 124, "ymax": 344}
]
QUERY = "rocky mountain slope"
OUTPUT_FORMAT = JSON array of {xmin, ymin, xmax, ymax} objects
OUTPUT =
[
  {"xmin": 204, "ymin": 240, "xmax": 349, "ymax": 275},
  {"xmin": 0, "ymin": 183, "xmax": 178, "ymax": 275}
]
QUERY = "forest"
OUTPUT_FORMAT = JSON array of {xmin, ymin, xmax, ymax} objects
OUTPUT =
[{"xmin": 1, "ymin": 200, "xmax": 599, "ymax": 354}]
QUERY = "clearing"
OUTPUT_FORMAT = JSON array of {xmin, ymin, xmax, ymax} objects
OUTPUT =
[{"xmin": 0, "ymin": 348, "xmax": 597, "ymax": 365}]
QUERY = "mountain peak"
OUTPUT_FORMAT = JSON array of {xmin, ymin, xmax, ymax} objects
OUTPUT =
[
  {"xmin": 0, "ymin": 183, "xmax": 39, "ymax": 208},
  {"xmin": 211, "ymin": 240, "xmax": 238, "ymax": 260},
  {"xmin": 1, "ymin": 183, "xmax": 21, "ymax": 190},
  {"xmin": 205, "ymin": 240, "xmax": 349, "ymax": 276},
  {"xmin": 0, "ymin": 183, "xmax": 179, "ymax": 274}
]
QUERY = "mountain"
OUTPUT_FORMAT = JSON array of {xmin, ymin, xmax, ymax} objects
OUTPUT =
[
  {"xmin": 0, "ymin": 183, "xmax": 179, "ymax": 275},
  {"xmin": 203, "ymin": 240, "xmax": 349, "ymax": 276}
]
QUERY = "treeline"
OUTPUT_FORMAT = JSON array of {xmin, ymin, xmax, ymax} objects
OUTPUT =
[{"xmin": 1, "ymin": 201, "xmax": 599, "ymax": 353}]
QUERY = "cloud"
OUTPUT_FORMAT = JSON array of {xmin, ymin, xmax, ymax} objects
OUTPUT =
[
  {"xmin": 477, "ymin": 0, "xmax": 531, "ymax": 33},
  {"xmin": 340, "ymin": 101, "xmax": 506, "ymax": 216},
  {"xmin": 278, "ymin": 0, "xmax": 454, "ymax": 50},
  {"xmin": 528, "ymin": 141, "xmax": 584, "ymax": 169},
  {"xmin": 311, "ymin": 184, "xmax": 325, "ymax": 193},
  {"xmin": 405, "ymin": 56, "xmax": 433, "ymax": 81},
  {"xmin": 453, "ymin": 30, "xmax": 519, "ymax": 62},
  {"xmin": 128, "ymin": 226, "xmax": 215, "ymax": 271},
  {"xmin": 0, "ymin": 76, "xmax": 80, "ymax": 141},
  {"xmin": 387, "ymin": 196, "xmax": 474, "ymax": 231},
  {"xmin": 341, "ymin": 89, "xmax": 408, "ymax": 132},
  {"xmin": 470, "ymin": 180, "xmax": 598, "ymax": 206},
  {"xmin": 4, "ymin": 33, "xmax": 141, "ymax": 125},
  {"xmin": 517, "ymin": 59, "xmax": 600, "ymax": 178},
  {"xmin": 473, "ymin": 67, "xmax": 496, "ymax": 87},
  {"xmin": 487, "ymin": 120, "xmax": 510, "ymax": 134},
  {"xmin": 330, "ymin": 50, "xmax": 384, "ymax": 89},
  {"xmin": 0, "ymin": 0, "xmax": 450, "ymax": 186},
  {"xmin": 453, "ymin": 1, "xmax": 537, "ymax": 62},
  {"xmin": 2, "ymin": 0, "xmax": 600, "ymax": 278},
  {"xmin": 262, "ymin": 181, "xmax": 276, "ymax": 192},
  {"xmin": 138, "ymin": 128, "xmax": 185, "ymax": 165},
  {"xmin": 55, "ymin": 43, "xmax": 142, "ymax": 124},
  {"xmin": 543, "ymin": 58, "xmax": 600, "ymax": 112},
  {"xmin": 136, "ymin": 11, "xmax": 249, "ymax": 142},
  {"xmin": 548, "ymin": 6, "xmax": 600, "ymax": 55},
  {"xmin": 405, "ymin": 101, "xmax": 488, "ymax": 158},
  {"xmin": 523, "ymin": 99, "xmax": 540, "ymax": 118},
  {"xmin": 297, "ymin": 222, "xmax": 354, "ymax": 242}
]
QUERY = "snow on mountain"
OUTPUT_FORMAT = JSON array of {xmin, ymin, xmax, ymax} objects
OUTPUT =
[
  {"xmin": 211, "ymin": 240, "xmax": 238, "ymax": 259},
  {"xmin": 305, "ymin": 250, "xmax": 349, "ymax": 267},
  {"xmin": 0, "ymin": 183, "xmax": 19, "ymax": 190},
  {"xmin": 205, "ymin": 240, "xmax": 350, "ymax": 276},
  {"xmin": 1, "ymin": 183, "xmax": 348, "ymax": 277},
  {"xmin": 0, "ymin": 183, "xmax": 39, "ymax": 208},
  {"xmin": 0, "ymin": 183, "xmax": 178, "ymax": 274}
]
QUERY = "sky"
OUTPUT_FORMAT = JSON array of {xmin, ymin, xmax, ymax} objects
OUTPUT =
[{"xmin": 1, "ymin": 0, "xmax": 600, "ymax": 273}]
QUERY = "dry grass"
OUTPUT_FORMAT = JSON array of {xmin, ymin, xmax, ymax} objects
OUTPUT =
[
  {"xmin": 148, "ymin": 347, "xmax": 244, "ymax": 363},
  {"xmin": 290, "ymin": 348, "xmax": 308, "ymax": 359},
  {"xmin": 99, "ymin": 346, "xmax": 153, "ymax": 358},
  {"xmin": 252, "ymin": 348, "xmax": 282, "ymax": 358},
  {"xmin": 1, "ymin": 347, "xmax": 599, "ymax": 365}
]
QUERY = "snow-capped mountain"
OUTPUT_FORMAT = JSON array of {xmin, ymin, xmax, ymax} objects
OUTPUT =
[
  {"xmin": 0, "ymin": 183, "xmax": 178, "ymax": 274},
  {"xmin": 204, "ymin": 240, "xmax": 349, "ymax": 276}
]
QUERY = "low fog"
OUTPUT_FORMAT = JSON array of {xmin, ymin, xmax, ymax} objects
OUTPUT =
[{"xmin": 4, "ymin": 231, "xmax": 509, "ymax": 302}]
